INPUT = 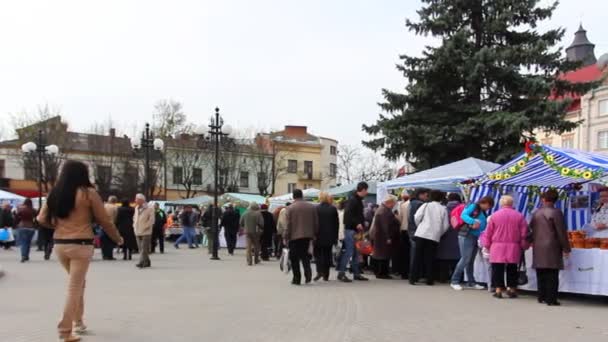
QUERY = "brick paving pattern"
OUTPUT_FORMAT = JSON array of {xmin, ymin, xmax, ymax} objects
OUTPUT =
[{"xmin": 1, "ymin": 248, "xmax": 608, "ymax": 342}]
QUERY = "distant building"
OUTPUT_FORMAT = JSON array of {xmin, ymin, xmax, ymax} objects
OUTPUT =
[
  {"xmin": 257, "ymin": 125, "xmax": 338, "ymax": 195},
  {"xmin": 539, "ymin": 24, "xmax": 608, "ymax": 152}
]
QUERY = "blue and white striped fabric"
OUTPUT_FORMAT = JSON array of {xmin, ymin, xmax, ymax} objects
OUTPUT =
[
  {"xmin": 470, "ymin": 185, "xmax": 588, "ymax": 230},
  {"xmin": 478, "ymin": 146, "xmax": 608, "ymax": 189}
]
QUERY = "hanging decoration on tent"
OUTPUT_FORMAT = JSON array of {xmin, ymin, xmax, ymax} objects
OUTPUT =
[{"xmin": 488, "ymin": 142, "xmax": 603, "ymax": 181}]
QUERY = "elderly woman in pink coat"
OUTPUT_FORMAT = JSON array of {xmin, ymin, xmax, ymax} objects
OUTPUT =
[{"xmin": 481, "ymin": 195, "xmax": 529, "ymax": 299}]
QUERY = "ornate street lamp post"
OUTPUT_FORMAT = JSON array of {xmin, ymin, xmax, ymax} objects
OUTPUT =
[
  {"xmin": 131, "ymin": 123, "xmax": 164, "ymax": 200},
  {"xmin": 197, "ymin": 107, "xmax": 232, "ymax": 260},
  {"xmin": 21, "ymin": 129, "xmax": 59, "ymax": 209}
]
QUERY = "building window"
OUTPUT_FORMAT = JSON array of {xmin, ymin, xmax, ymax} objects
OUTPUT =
[
  {"xmin": 287, "ymin": 183, "xmax": 296, "ymax": 193},
  {"xmin": 303, "ymin": 184, "xmax": 313, "ymax": 190},
  {"xmin": 329, "ymin": 163, "xmax": 337, "ymax": 177},
  {"xmin": 240, "ymin": 171, "xmax": 249, "ymax": 188},
  {"xmin": 0, "ymin": 160, "xmax": 5, "ymax": 178},
  {"xmin": 173, "ymin": 167, "xmax": 183, "ymax": 184},
  {"xmin": 96, "ymin": 165, "xmax": 112, "ymax": 184},
  {"xmin": 600, "ymin": 99, "xmax": 608, "ymax": 116},
  {"xmin": 192, "ymin": 168, "xmax": 202, "ymax": 185},
  {"xmin": 304, "ymin": 161, "xmax": 313, "ymax": 175},
  {"xmin": 257, "ymin": 172, "xmax": 267, "ymax": 187},
  {"xmin": 561, "ymin": 135, "xmax": 574, "ymax": 149},
  {"xmin": 599, "ymin": 131, "xmax": 608, "ymax": 149},
  {"xmin": 330, "ymin": 146, "xmax": 337, "ymax": 155},
  {"xmin": 287, "ymin": 160, "xmax": 297, "ymax": 173},
  {"xmin": 23, "ymin": 157, "xmax": 37, "ymax": 180}
]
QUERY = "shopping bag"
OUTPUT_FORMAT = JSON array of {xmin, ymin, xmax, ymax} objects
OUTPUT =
[
  {"xmin": 517, "ymin": 252, "xmax": 528, "ymax": 286},
  {"xmin": 0, "ymin": 228, "xmax": 15, "ymax": 242},
  {"xmin": 279, "ymin": 248, "xmax": 291, "ymax": 274}
]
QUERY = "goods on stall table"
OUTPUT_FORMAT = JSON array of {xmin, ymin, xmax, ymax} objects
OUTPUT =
[
  {"xmin": 569, "ymin": 231, "xmax": 586, "ymax": 249},
  {"xmin": 600, "ymin": 239, "xmax": 608, "ymax": 250}
]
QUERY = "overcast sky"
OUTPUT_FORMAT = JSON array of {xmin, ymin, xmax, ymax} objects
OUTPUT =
[{"xmin": 0, "ymin": 0, "xmax": 606, "ymax": 145}]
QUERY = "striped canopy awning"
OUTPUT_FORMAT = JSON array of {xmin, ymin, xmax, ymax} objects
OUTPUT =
[{"xmin": 477, "ymin": 145, "xmax": 608, "ymax": 190}]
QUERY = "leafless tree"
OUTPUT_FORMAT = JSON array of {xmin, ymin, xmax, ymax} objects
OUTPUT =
[
  {"xmin": 166, "ymin": 136, "xmax": 212, "ymax": 199},
  {"xmin": 152, "ymin": 99, "xmax": 193, "ymax": 139},
  {"xmin": 338, "ymin": 144, "xmax": 396, "ymax": 184}
]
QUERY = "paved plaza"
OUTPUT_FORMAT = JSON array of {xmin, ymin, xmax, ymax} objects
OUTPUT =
[{"xmin": 1, "ymin": 248, "xmax": 608, "ymax": 342}]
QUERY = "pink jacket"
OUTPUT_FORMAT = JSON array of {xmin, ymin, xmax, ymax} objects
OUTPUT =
[{"xmin": 481, "ymin": 207, "xmax": 528, "ymax": 264}]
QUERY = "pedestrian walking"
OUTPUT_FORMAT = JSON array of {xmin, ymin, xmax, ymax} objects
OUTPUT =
[
  {"xmin": 436, "ymin": 193, "xmax": 462, "ymax": 283},
  {"xmin": 15, "ymin": 198, "xmax": 36, "ymax": 262},
  {"xmin": 314, "ymin": 192, "xmax": 339, "ymax": 281},
  {"xmin": 116, "ymin": 199, "xmax": 137, "ymax": 261},
  {"xmin": 530, "ymin": 189, "xmax": 571, "ymax": 306},
  {"xmin": 151, "ymin": 203, "xmax": 167, "ymax": 254},
  {"xmin": 174, "ymin": 205, "xmax": 197, "ymax": 249},
  {"xmin": 284, "ymin": 189, "xmax": 319, "ymax": 285},
  {"xmin": 221, "ymin": 204, "xmax": 240, "ymax": 255},
  {"xmin": 411, "ymin": 190, "xmax": 450, "ymax": 286},
  {"xmin": 371, "ymin": 194, "xmax": 400, "ymax": 279},
  {"xmin": 133, "ymin": 194, "xmax": 155, "ymax": 268},
  {"xmin": 260, "ymin": 204, "xmax": 276, "ymax": 261},
  {"xmin": 450, "ymin": 196, "xmax": 494, "ymax": 291},
  {"xmin": 275, "ymin": 203, "xmax": 290, "ymax": 259},
  {"xmin": 37, "ymin": 160, "xmax": 123, "ymax": 342},
  {"xmin": 337, "ymin": 182, "xmax": 370, "ymax": 283},
  {"xmin": 101, "ymin": 196, "xmax": 119, "ymax": 260},
  {"xmin": 240, "ymin": 202, "xmax": 264, "ymax": 266},
  {"xmin": 481, "ymin": 195, "xmax": 529, "ymax": 299}
]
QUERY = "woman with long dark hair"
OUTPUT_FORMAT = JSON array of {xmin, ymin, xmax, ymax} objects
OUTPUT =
[
  {"xmin": 116, "ymin": 198, "xmax": 137, "ymax": 260},
  {"xmin": 16, "ymin": 198, "xmax": 36, "ymax": 262},
  {"xmin": 37, "ymin": 160, "xmax": 123, "ymax": 341}
]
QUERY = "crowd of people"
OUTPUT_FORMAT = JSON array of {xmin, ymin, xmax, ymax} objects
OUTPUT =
[{"xmin": 0, "ymin": 160, "xmax": 574, "ymax": 341}]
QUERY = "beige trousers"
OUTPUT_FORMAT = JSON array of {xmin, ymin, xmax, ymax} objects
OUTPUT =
[
  {"xmin": 246, "ymin": 233, "xmax": 261, "ymax": 265},
  {"xmin": 55, "ymin": 244, "xmax": 94, "ymax": 336},
  {"xmin": 137, "ymin": 235, "xmax": 151, "ymax": 265}
]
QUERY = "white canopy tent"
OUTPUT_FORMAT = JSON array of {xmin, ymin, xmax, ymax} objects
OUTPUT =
[
  {"xmin": 268, "ymin": 188, "xmax": 320, "ymax": 209},
  {"xmin": 0, "ymin": 190, "xmax": 26, "ymax": 207},
  {"xmin": 377, "ymin": 157, "xmax": 500, "ymax": 202}
]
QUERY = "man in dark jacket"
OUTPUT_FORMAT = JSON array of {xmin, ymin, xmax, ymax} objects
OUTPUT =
[
  {"xmin": 151, "ymin": 203, "xmax": 167, "ymax": 254},
  {"xmin": 221, "ymin": 204, "xmax": 240, "ymax": 255},
  {"xmin": 407, "ymin": 188, "xmax": 430, "ymax": 279},
  {"xmin": 260, "ymin": 204, "xmax": 276, "ymax": 261},
  {"xmin": 315, "ymin": 193, "xmax": 339, "ymax": 281},
  {"xmin": 285, "ymin": 189, "xmax": 319, "ymax": 285},
  {"xmin": 337, "ymin": 182, "xmax": 369, "ymax": 283}
]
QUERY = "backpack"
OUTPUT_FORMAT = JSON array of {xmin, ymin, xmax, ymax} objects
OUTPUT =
[{"xmin": 450, "ymin": 203, "xmax": 481, "ymax": 230}]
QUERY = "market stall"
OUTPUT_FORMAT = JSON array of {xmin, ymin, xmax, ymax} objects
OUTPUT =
[
  {"xmin": 467, "ymin": 144, "xmax": 608, "ymax": 296},
  {"xmin": 163, "ymin": 195, "xmax": 212, "ymax": 239},
  {"xmin": 268, "ymin": 188, "xmax": 320, "ymax": 209},
  {"xmin": 0, "ymin": 190, "xmax": 26, "ymax": 207},
  {"xmin": 328, "ymin": 181, "xmax": 377, "ymax": 204},
  {"xmin": 376, "ymin": 157, "xmax": 499, "ymax": 202}
]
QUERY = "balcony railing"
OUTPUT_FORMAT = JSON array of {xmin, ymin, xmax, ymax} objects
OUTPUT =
[{"xmin": 297, "ymin": 171, "xmax": 323, "ymax": 181}]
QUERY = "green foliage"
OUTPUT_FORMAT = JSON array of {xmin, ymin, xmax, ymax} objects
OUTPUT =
[{"xmin": 363, "ymin": 0, "xmax": 600, "ymax": 170}]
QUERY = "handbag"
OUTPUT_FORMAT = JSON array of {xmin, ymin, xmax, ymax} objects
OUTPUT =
[
  {"xmin": 279, "ymin": 248, "xmax": 291, "ymax": 274},
  {"xmin": 517, "ymin": 251, "xmax": 528, "ymax": 286},
  {"xmin": 0, "ymin": 228, "xmax": 15, "ymax": 242}
]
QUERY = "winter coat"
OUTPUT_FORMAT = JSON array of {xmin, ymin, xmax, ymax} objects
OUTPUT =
[
  {"xmin": 154, "ymin": 209, "xmax": 167, "ymax": 232},
  {"xmin": 407, "ymin": 199, "xmax": 425, "ymax": 238},
  {"xmin": 116, "ymin": 206, "xmax": 137, "ymax": 250},
  {"xmin": 398, "ymin": 200, "xmax": 410, "ymax": 231},
  {"xmin": 221, "ymin": 209, "xmax": 240, "ymax": 234},
  {"xmin": 276, "ymin": 207, "xmax": 288, "ymax": 237},
  {"xmin": 481, "ymin": 207, "xmax": 528, "ymax": 264},
  {"xmin": 261, "ymin": 210, "xmax": 276, "ymax": 240},
  {"xmin": 240, "ymin": 206, "xmax": 264, "ymax": 235},
  {"xmin": 285, "ymin": 200, "xmax": 319, "ymax": 242},
  {"xmin": 344, "ymin": 194, "xmax": 365, "ymax": 231},
  {"xmin": 316, "ymin": 202, "xmax": 339, "ymax": 247},
  {"xmin": 436, "ymin": 201, "xmax": 461, "ymax": 260},
  {"xmin": 414, "ymin": 201, "xmax": 450, "ymax": 242},
  {"xmin": 461, "ymin": 203, "xmax": 488, "ymax": 237},
  {"xmin": 371, "ymin": 204, "xmax": 400, "ymax": 260},
  {"xmin": 529, "ymin": 205, "xmax": 571, "ymax": 270}
]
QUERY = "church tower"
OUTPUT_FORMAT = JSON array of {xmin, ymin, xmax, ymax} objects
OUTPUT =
[{"xmin": 566, "ymin": 23, "xmax": 597, "ymax": 67}]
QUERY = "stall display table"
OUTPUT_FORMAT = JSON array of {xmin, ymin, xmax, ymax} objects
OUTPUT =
[
  {"xmin": 165, "ymin": 226, "xmax": 247, "ymax": 249},
  {"xmin": 474, "ymin": 248, "xmax": 608, "ymax": 296}
]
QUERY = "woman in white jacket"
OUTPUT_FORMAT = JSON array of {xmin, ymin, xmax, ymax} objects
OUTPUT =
[{"xmin": 410, "ymin": 190, "xmax": 450, "ymax": 286}]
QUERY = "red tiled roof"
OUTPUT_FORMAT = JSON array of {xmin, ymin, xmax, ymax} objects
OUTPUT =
[{"xmin": 552, "ymin": 64, "xmax": 605, "ymax": 112}]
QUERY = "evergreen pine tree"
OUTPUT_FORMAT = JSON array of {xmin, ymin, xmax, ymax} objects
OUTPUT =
[{"xmin": 363, "ymin": 0, "xmax": 599, "ymax": 170}]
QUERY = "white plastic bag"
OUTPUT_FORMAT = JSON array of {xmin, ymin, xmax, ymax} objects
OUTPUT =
[{"xmin": 279, "ymin": 248, "xmax": 291, "ymax": 274}]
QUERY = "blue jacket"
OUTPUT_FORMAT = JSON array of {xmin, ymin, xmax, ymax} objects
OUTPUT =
[{"xmin": 461, "ymin": 203, "xmax": 487, "ymax": 237}]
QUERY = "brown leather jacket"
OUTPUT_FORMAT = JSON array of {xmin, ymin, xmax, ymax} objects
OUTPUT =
[{"xmin": 37, "ymin": 187, "xmax": 121, "ymax": 243}]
